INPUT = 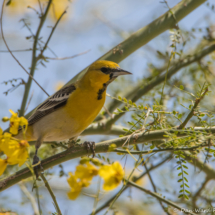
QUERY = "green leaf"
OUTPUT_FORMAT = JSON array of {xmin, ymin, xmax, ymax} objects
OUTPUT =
[
  {"xmin": 182, "ymin": 165, "xmax": 188, "ymax": 169},
  {"xmin": 185, "ymin": 190, "xmax": 190, "ymax": 194},
  {"xmin": 184, "ymin": 194, "xmax": 189, "ymax": 200},
  {"xmin": 177, "ymin": 179, "xmax": 183, "ymax": 182},
  {"xmin": 178, "ymin": 194, "xmax": 183, "ymax": 198},
  {"xmin": 185, "ymin": 183, "xmax": 190, "ymax": 188},
  {"xmin": 133, "ymin": 103, "xmax": 137, "ymax": 107},
  {"xmin": 118, "ymin": 96, "xmax": 122, "ymax": 100},
  {"xmin": 123, "ymin": 98, "xmax": 128, "ymax": 103},
  {"xmin": 180, "ymin": 85, "xmax": 184, "ymax": 90},
  {"xmin": 117, "ymin": 108, "xmax": 123, "ymax": 113},
  {"xmin": 184, "ymin": 177, "xmax": 188, "ymax": 182},
  {"xmin": 178, "ymin": 172, "xmax": 182, "ymax": 176},
  {"xmin": 113, "ymin": 112, "xmax": 119, "ymax": 115},
  {"xmin": 178, "ymin": 114, "xmax": 182, "ymax": 119},
  {"xmin": 183, "ymin": 170, "xmax": 188, "ymax": 175}
]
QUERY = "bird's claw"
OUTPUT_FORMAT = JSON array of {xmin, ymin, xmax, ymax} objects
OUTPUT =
[
  {"xmin": 32, "ymin": 155, "xmax": 43, "ymax": 180},
  {"xmin": 83, "ymin": 141, "xmax": 95, "ymax": 158}
]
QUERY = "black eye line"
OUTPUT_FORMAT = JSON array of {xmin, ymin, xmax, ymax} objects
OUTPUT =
[
  {"xmin": 100, "ymin": 67, "xmax": 121, "ymax": 74},
  {"xmin": 100, "ymin": 67, "xmax": 110, "ymax": 74}
]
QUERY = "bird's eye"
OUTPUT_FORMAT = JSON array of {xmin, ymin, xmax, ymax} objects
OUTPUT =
[{"xmin": 101, "ymin": 67, "xmax": 109, "ymax": 74}]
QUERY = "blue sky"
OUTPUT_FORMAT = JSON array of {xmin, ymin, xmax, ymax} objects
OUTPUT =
[{"xmin": 0, "ymin": 0, "xmax": 215, "ymax": 214}]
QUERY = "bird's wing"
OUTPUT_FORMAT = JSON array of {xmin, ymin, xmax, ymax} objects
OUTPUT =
[{"xmin": 27, "ymin": 84, "xmax": 76, "ymax": 126}]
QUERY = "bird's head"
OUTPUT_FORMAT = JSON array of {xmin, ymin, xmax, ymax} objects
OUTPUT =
[{"xmin": 82, "ymin": 60, "xmax": 132, "ymax": 90}]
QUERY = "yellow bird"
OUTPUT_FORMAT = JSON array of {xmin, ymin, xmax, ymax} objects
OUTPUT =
[{"xmin": 16, "ymin": 60, "xmax": 131, "ymax": 177}]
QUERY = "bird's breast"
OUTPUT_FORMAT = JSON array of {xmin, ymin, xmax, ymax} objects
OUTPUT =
[{"xmin": 64, "ymin": 87, "xmax": 105, "ymax": 132}]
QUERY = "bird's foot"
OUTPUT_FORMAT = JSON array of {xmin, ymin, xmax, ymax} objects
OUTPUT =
[
  {"xmin": 83, "ymin": 141, "xmax": 95, "ymax": 158},
  {"xmin": 32, "ymin": 155, "xmax": 43, "ymax": 180}
]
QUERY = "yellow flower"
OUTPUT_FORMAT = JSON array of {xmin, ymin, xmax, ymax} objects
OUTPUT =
[
  {"xmin": 67, "ymin": 172, "xmax": 83, "ymax": 200},
  {"xmin": 9, "ymin": 109, "xmax": 20, "ymax": 135},
  {"xmin": 67, "ymin": 162, "xmax": 98, "ymax": 200},
  {"xmin": 99, "ymin": 162, "xmax": 124, "ymax": 191},
  {"xmin": 8, "ymin": 110, "xmax": 28, "ymax": 135},
  {"xmin": 9, "ymin": 140, "xmax": 29, "ymax": 166},
  {"xmin": 19, "ymin": 117, "xmax": 28, "ymax": 127},
  {"xmin": 1, "ymin": 139, "xmax": 29, "ymax": 166},
  {"xmin": 0, "ymin": 159, "xmax": 7, "ymax": 176},
  {"xmin": 0, "ymin": 132, "xmax": 12, "ymax": 144},
  {"xmin": 75, "ymin": 162, "xmax": 98, "ymax": 182}
]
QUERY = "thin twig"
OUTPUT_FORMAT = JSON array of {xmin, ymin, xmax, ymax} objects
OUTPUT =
[
  {"xmin": 178, "ymin": 87, "xmax": 208, "ymax": 129},
  {"xmin": 19, "ymin": 182, "xmax": 40, "ymax": 215},
  {"xmin": 38, "ymin": 0, "xmax": 43, "ymax": 15},
  {"xmin": 114, "ymin": 143, "xmax": 211, "ymax": 155},
  {"xmin": 19, "ymin": 0, "xmax": 53, "ymax": 116},
  {"xmin": 40, "ymin": 173, "xmax": 62, "ymax": 215},
  {"xmin": 143, "ymin": 161, "xmax": 170, "ymax": 215},
  {"xmin": 45, "ymin": 50, "xmax": 90, "ymax": 60},
  {"xmin": 91, "ymin": 177, "xmax": 101, "ymax": 215},
  {"xmin": 135, "ymin": 145, "xmax": 170, "ymax": 214},
  {"xmin": 0, "ymin": 0, "xmax": 49, "ymax": 103},
  {"xmin": 35, "ymin": 182, "xmax": 42, "ymax": 215},
  {"xmin": 192, "ymin": 177, "xmax": 210, "ymax": 209},
  {"xmin": 0, "ymin": 48, "xmax": 33, "ymax": 52},
  {"xmin": 25, "ymin": 91, "xmax": 34, "ymax": 113},
  {"xmin": 128, "ymin": 180, "xmax": 197, "ymax": 215},
  {"xmin": 38, "ymin": 10, "xmax": 67, "ymax": 60}
]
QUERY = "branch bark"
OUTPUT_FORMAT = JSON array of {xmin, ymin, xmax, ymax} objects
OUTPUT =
[{"xmin": 1, "ymin": 126, "xmax": 215, "ymax": 192}]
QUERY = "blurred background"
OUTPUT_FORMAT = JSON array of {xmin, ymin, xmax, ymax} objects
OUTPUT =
[{"xmin": 1, "ymin": 0, "xmax": 215, "ymax": 214}]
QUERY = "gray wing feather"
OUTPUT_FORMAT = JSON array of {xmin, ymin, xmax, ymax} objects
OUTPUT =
[{"xmin": 27, "ymin": 84, "xmax": 76, "ymax": 126}]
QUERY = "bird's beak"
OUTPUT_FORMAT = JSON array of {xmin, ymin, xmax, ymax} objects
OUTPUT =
[{"xmin": 112, "ymin": 68, "xmax": 132, "ymax": 77}]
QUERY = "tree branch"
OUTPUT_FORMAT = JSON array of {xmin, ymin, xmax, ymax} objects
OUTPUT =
[
  {"xmin": 19, "ymin": 0, "xmax": 53, "ymax": 116},
  {"xmin": 40, "ymin": 173, "xmax": 62, "ymax": 215},
  {"xmin": 1, "ymin": 127, "xmax": 215, "ymax": 192}
]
